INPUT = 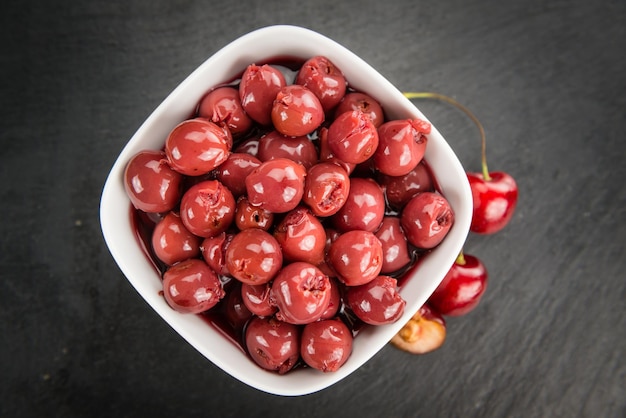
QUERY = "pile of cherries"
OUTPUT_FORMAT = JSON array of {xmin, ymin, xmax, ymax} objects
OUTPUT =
[{"xmin": 123, "ymin": 54, "xmax": 512, "ymax": 374}]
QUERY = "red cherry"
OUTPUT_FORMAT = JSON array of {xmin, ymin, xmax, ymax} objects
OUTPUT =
[
  {"xmin": 239, "ymin": 64, "xmax": 286, "ymax": 126},
  {"xmin": 197, "ymin": 86, "xmax": 253, "ymax": 138},
  {"xmin": 326, "ymin": 110, "xmax": 379, "ymax": 164},
  {"xmin": 319, "ymin": 278, "xmax": 341, "ymax": 320},
  {"xmin": 162, "ymin": 259, "xmax": 225, "ymax": 314},
  {"xmin": 234, "ymin": 195, "xmax": 274, "ymax": 231},
  {"xmin": 257, "ymin": 131, "xmax": 318, "ymax": 169},
  {"xmin": 225, "ymin": 228, "xmax": 283, "ymax": 285},
  {"xmin": 269, "ymin": 262, "xmax": 331, "ymax": 325},
  {"xmin": 317, "ymin": 126, "xmax": 356, "ymax": 175},
  {"xmin": 179, "ymin": 180, "xmax": 235, "ymax": 238},
  {"xmin": 123, "ymin": 150, "xmax": 182, "ymax": 213},
  {"xmin": 428, "ymin": 253, "xmax": 488, "ymax": 316},
  {"xmin": 295, "ymin": 55, "xmax": 347, "ymax": 112},
  {"xmin": 300, "ymin": 319, "xmax": 353, "ymax": 372},
  {"xmin": 400, "ymin": 192, "xmax": 454, "ymax": 249},
  {"xmin": 271, "ymin": 85, "xmax": 325, "ymax": 137},
  {"xmin": 244, "ymin": 316, "xmax": 300, "ymax": 374},
  {"xmin": 345, "ymin": 275, "xmax": 406, "ymax": 325},
  {"xmin": 375, "ymin": 216, "xmax": 412, "ymax": 274},
  {"xmin": 213, "ymin": 153, "xmax": 262, "ymax": 198},
  {"xmin": 273, "ymin": 206, "xmax": 326, "ymax": 265},
  {"xmin": 334, "ymin": 92, "xmax": 384, "ymax": 128},
  {"xmin": 241, "ymin": 282, "xmax": 277, "ymax": 317},
  {"xmin": 200, "ymin": 232, "xmax": 234, "ymax": 276},
  {"xmin": 151, "ymin": 211, "xmax": 201, "ymax": 266},
  {"xmin": 328, "ymin": 230, "xmax": 383, "ymax": 286},
  {"xmin": 467, "ymin": 171, "xmax": 518, "ymax": 234},
  {"xmin": 373, "ymin": 118, "xmax": 430, "ymax": 177},
  {"xmin": 245, "ymin": 158, "xmax": 307, "ymax": 214},
  {"xmin": 164, "ymin": 118, "xmax": 231, "ymax": 176}
]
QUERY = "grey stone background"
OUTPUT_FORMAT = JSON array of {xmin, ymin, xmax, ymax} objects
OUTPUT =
[{"xmin": 1, "ymin": 0, "xmax": 624, "ymax": 416}]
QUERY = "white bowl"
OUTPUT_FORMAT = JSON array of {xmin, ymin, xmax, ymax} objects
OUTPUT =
[{"xmin": 100, "ymin": 25, "xmax": 472, "ymax": 396}]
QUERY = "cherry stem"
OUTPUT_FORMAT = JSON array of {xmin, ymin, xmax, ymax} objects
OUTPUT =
[
  {"xmin": 455, "ymin": 251, "xmax": 466, "ymax": 265},
  {"xmin": 403, "ymin": 92, "xmax": 491, "ymax": 181}
]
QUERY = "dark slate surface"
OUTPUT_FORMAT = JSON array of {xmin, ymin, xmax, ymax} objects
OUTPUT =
[{"xmin": 1, "ymin": 0, "xmax": 624, "ymax": 417}]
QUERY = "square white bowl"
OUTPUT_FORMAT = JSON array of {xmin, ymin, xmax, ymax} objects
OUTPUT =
[{"xmin": 100, "ymin": 25, "xmax": 472, "ymax": 396}]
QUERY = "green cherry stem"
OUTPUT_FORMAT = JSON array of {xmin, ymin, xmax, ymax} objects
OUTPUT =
[{"xmin": 403, "ymin": 92, "xmax": 491, "ymax": 181}]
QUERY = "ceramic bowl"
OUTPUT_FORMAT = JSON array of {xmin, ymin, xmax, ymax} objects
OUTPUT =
[{"xmin": 100, "ymin": 25, "xmax": 472, "ymax": 396}]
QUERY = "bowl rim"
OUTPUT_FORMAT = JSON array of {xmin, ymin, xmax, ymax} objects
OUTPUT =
[{"xmin": 100, "ymin": 24, "xmax": 472, "ymax": 396}]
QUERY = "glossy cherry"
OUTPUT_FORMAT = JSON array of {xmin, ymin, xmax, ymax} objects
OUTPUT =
[
  {"xmin": 303, "ymin": 162, "xmax": 351, "ymax": 217},
  {"xmin": 269, "ymin": 262, "xmax": 331, "ymax": 325},
  {"xmin": 179, "ymin": 180, "xmax": 235, "ymax": 238},
  {"xmin": 271, "ymin": 84, "xmax": 325, "ymax": 137},
  {"xmin": 233, "ymin": 137, "xmax": 259, "ymax": 157},
  {"xmin": 225, "ymin": 228, "xmax": 283, "ymax": 285},
  {"xmin": 319, "ymin": 278, "xmax": 341, "ymax": 320},
  {"xmin": 328, "ymin": 230, "xmax": 383, "ymax": 286},
  {"xmin": 213, "ymin": 153, "xmax": 262, "ymax": 197},
  {"xmin": 197, "ymin": 86, "xmax": 253, "ymax": 138},
  {"xmin": 428, "ymin": 253, "xmax": 488, "ymax": 316},
  {"xmin": 373, "ymin": 118, "xmax": 430, "ymax": 177},
  {"xmin": 124, "ymin": 150, "xmax": 182, "ymax": 213},
  {"xmin": 346, "ymin": 275, "xmax": 406, "ymax": 325},
  {"xmin": 151, "ymin": 211, "xmax": 201, "ymax": 266},
  {"xmin": 332, "ymin": 177, "xmax": 385, "ymax": 232},
  {"xmin": 378, "ymin": 161, "xmax": 434, "ymax": 210},
  {"xmin": 334, "ymin": 92, "xmax": 384, "ymax": 128},
  {"xmin": 300, "ymin": 319, "xmax": 353, "ymax": 372},
  {"xmin": 295, "ymin": 55, "xmax": 347, "ymax": 112},
  {"xmin": 234, "ymin": 196, "xmax": 274, "ymax": 231},
  {"xmin": 200, "ymin": 232, "xmax": 234, "ymax": 276},
  {"xmin": 257, "ymin": 130, "xmax": 318, "ymax": 169},
  {"xmin": 245, "ymin": 158, "xmax": 306, "ymax": 213},
  {"xmin": 468, "ymin": 171, "xmax": 518, "ymax": 234},
  {"xmin": 374, "ymin": 216, "xmax": 412, "ymax": 274},
  {"xmin": 273, "ymin": 206, "xmax": 326, "ymax": 265},
  {"xmin": 401, "ymin": 192, "xmax": 454, "ymax": 249},
  {"xmin": 317, "ymin": 126, "xmax": 356, "ymax": 175},
  {"xmin": 326, "ymin": 110, "xmax": 379, "ymax": 164},
  {"xmin": 220, "ymin": 281, "xmax": 254, "ymax": 331},
  {"xmin": 164, "ymin": 118, "xmax": 231, "ymax": 176},
  {"xmin": 162, "ymin": 259, "xmax": 225, "ymax": 314},
  {"xmin": 239, "ymin": 63, "xmax": 286, "ymax": 126},
  {"xmin": 245, "ymin": 316, "xmax": 300, "ymax": 374},
  {"xmin": 241, "ymin": 282, "xmax": 277, "ymax": 317}
]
